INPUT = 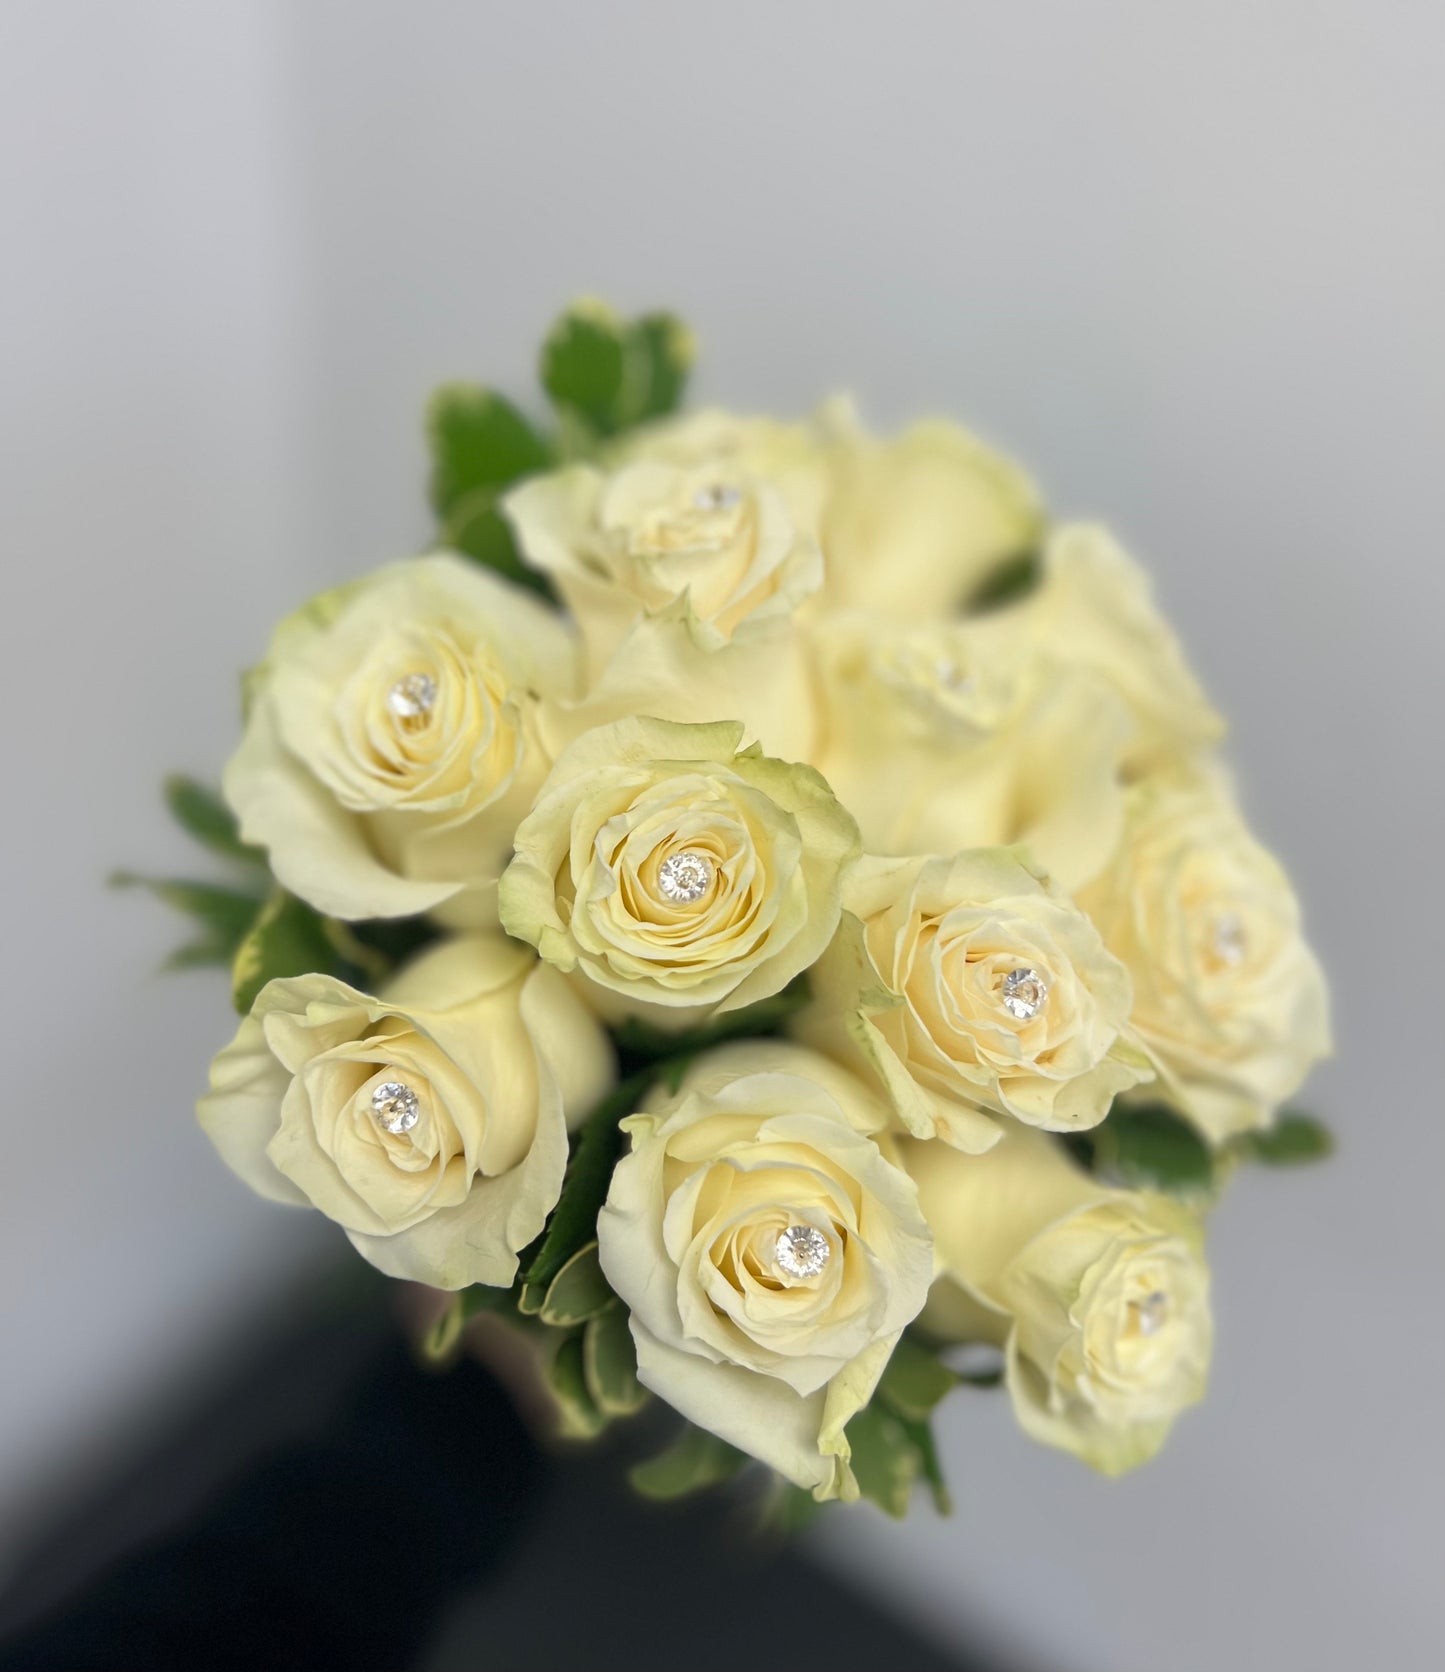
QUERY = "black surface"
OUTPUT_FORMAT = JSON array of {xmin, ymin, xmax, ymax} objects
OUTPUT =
[{"xmin": 0, "ymin": 1274, "xmax": 982, "ymax": 1672}]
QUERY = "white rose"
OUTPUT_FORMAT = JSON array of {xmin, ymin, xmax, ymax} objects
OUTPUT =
[
  {"xmin": 796, "ymin": 849, "xmax": 1153, "ymax": 1152},
  {"xmin": 225, "ymin": 554, "xmax": 577, "ymax": 924},
  {"xmin": 908, "ymin": 1126, "xmax": 1213, "ymax": 1474},
  {"xmin": 597, "ymin": 1041, "xmax": 934, "ymax": 1499},
  {"xmin": 197, "ymin": 934, "xmax": 613, "ymax": 1288}
]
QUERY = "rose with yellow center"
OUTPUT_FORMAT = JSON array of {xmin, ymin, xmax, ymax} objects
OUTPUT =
[
  {"xmin": 499, "ymin": 716, "xmax": 860, "ymax": 1027},
  {"xmin": 225, "ymin": 554, "xmax": 577, "ymax": 924},
  {"xmin": 597, "ymin": 1041, "xmax": 933, "ymax": 1499},
  {"xmin": 797, "ymin": 849, "xmax": 1153, "ymax": 1151},
  {"xmin": 197, "ymin": 935, "xmax": 613, "ymax": 1289},
  {"xmin": 1077, "ymin": 767, "xmax": 1331, "ymax": 1142},
  {"xmin": 907, "ymin": 1127, "xmax": 1213, "ymax": 1474}
]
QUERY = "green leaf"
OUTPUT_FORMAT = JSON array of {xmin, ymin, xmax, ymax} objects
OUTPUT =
[
  {"xmin": 162, "ymin": 776, "xmax": 263, "ymax": 867},
  {"xmin": 420, "ymin": 1284, "xmax": 516, "ymax": 1365},
  {"xmin": 439, "ymin": 487, "xmax": 556, "ymax": 602},
  {"xmin": 523, "ymin": 1069, "xmax": 654, "ymax": 1293},
  {"xmin": 1236, "ymin": 1111, "xmax": 1334, "ymax": 1165},
  {"xmin": 538, "ymin": 1242, "xmax": 614, "ymax": 1327},
  {"xmin": 876, "ymin": 1335, "xmax": 958, "ymax": 1422},
  {"xmin": 762, "ymin": 1479, "xmax": 830, "ymax": 1535},
  {"xmin": 630, "ymin": 1424, "xmax": 748, "ymax": 1500},
  {"xmin": 965, "ymin": 546, "xmax": 1042, "ymax": 613},
  {"xmin": 544, "ymin": 1331, "xmax": 608, "ymax": 1439},
  {"xmin": 541, "ymin": 300, "xmax": 628, "ymax": 434},
  {"xmin": 623, "ymin": 311, "xmax": 695, "ymax": 424},
  {"xmin": 1092, "ymin": 1102, "xmax": 1216, "ymax": 1195},
  {"xmin": 540, "ymin": 300, "xmax": 696, "ymax": 438},
  {"xmin": 230, "ymin": 887, "xmax": 345, "ymax": 1014},
  {"xmin": 612, "ymin": 976, "xmax": 811, "ymax": 1064},
  {"xmin": 426, "ymin": 383, "xmax": 552, "ymax": 516},
  {"xmin": 582, "ymin": 1303, "xmax": 648, "ymax": 1417},
  {"xmin": 111, "ymin": 872, "xmax": 263, "ymax": 966},
  {"xmin": 896, "ymin": 1415, "xmax": 952, "ymax": 1515},
  {"xmin": 845, "ymin": 1402, "xmax": 922, "ymax": 1519}
]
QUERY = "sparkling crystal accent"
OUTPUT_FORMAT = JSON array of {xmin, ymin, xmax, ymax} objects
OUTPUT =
[
  {"xmin": 1000, "ymin": 967, "xmax": 1049, "ymax": 1021},
  {"xmin": 1134, "ymin": 1290, "xmax": 1169, "ymax": 1337},
  {"xmin": 934, "ymin": 655, "xmax": 973, "ymax": 695},
  {"xmin": 371, "ymin": 1080, "xmax": 419, "ymax": 1134},
  {"xmin": 693, "ymin": 482, "xmax": 742, "ymax": 512},
  {"xmin": 774, "ymin": 1224, "xmax": 831, "ymax": 1280},
  {"xmin": 387, "ymin": 672, "xmax": 437, "ymax": 724},
  {"xmin": 656, "ymin": 850, "xmax": 714, "ymax": 904},
  {"xmin": 1211, "ymin": 911, "xmax": 1247, "ymax": 966}
]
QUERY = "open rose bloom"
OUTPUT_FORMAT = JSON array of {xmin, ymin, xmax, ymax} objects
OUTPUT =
[{"xmin": 132, "ymin": 300, "xmax": 1330, "ymax": 1518}]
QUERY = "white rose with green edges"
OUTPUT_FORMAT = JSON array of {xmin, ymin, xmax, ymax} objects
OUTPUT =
[
  {"xmin": 597, "ymin": 1041, "xmax": 933, "ymax": 1500},
  {"xmin": 197, "ymin": 935, "xmax": 613, "ymax": 1289},
  {"xmin": 225, "ymin": 554, "xmax": 577, "ymax": 925},
  {"xmin": 908, "ymin": 1126, "xmax": 1213, "ymax": 1475},
  {"xmin": 498, "ymin": 716, "xmax": 860, "ymax": 1028},
  {"xmin": 796, "ymin": 848, "xmax": 1153, "ymax": 1153}
]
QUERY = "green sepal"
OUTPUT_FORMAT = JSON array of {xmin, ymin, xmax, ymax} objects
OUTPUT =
[
  {"xmin": 426, "ymin": 383, "xmax": 552, "ymax": 516},
  {"xmin": 582, "ymin": 1303, "xmax": 648, "ymax": 1417},
  {"xmin": 1233, "ymin": 1111, "xmax": 1334, "ymax": 1165},
  {"xmin": 522, "ymin": 1068, "xmax": 654, "ymax": 1294},
  {"xmin": 629, "ymin": 1423, "xmax": 748, "ymax": 1500},
  {"xmin": 540, "ymin": 299, "xmax": 695, "ymax": 438},
  {"xmin": 544, "ymin": 1331, "xmax": 608, "ymax": 1439},
  {"xmin": 875, "ymin": 1334, "xmax": 958, "ymax": 1422},
  {"xmin": 965, "ymin": 546, "xmax": 1042, "ymax": 613},
  {"xmin": 538, "ymin": 1242, "xmax": 614, "ymax": 1327},
  {"xmin": 110, "ymin": 872, "xmax": 264, "ymax": 969},
  {"xmin": 230, "ymin": 887, "xmax": 354, "ymax": 1014},
  {"xmin": 162, "ymin": 776, "xmax": 263, "ymax": 868},
  {"xmin": 1084, "ymin": 1102, "xmax": 1216, "ymax": 1196}
]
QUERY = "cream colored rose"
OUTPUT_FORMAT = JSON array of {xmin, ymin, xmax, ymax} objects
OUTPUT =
[
  {"xmin": 808, "ymin": 607, "xmax": 1131, "ymax": 891},
  {"xmin": 815, "ymin": 415, "xmax": 1042, "ymax": 618},
  {"xmin": 1077, "ymin": 767, "xmax": 1331, "ymax": 1142},
  {"xmin": 908, "ymin": 1127, "xmax": 1212, "ymax": 1474},
  {"xmin": 797, "ymin": 849, "xmax": 1153, "ymax": 1153},
  {"xmin": 498, "ymin": 716, "xmax": 860, "ymax": 1027},
  {"xmin": 505, "ymin": 453, "xmax": 822, "ymax": 762},
  {"xmin": 597, "ymin": 1041, "xmax": 933, "ymax": 1499},
  {"xmin": 225, "ymin": 554, "xmax": 577, "ymax": 925},
  {"xmin": 197, "ymin": 935, "xmax": 613, "ymax": 1289}
]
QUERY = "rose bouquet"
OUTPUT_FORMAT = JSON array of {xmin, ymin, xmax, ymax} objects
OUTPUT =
[{"xmin": 125, "ymin": 300, "xmax": 1331, "ymax": 1517}]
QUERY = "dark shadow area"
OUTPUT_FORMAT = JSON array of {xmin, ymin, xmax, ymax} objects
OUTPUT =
[{"xmin": 0, "ymin": 1268, "xmax": 992, "ymax": 1672}]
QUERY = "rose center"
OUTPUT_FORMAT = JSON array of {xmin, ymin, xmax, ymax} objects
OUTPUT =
[
  {"xmin": 1000, "ymin": 966, "xmax": 1049, "ymax": 1021},
  {"xmin": 386, "ymin": 671, "xmax": 437, "ymax": 729},
  {"xmin": 371, "ymin": 1079, "xmax": 420, "ymax": 1134},
  {"xmin": 773, "ymin": 1224, "xmax": 831, "ymax": 1281},
  {"xmin": 656, "ymin": 850, "xmax": 714, "ymax": 905}
]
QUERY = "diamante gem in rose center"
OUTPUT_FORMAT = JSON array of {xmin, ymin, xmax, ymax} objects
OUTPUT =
[
  {"xmin": 1000, "ymin": 967, "xmax": 1048, "ymax": 1021},
  {"xmin": 693, "ymin": 483, "xmax": 742, "ymax": 512},
  {"xmin": 371, "ymin": 1080, "xmax": 419, "ymax": 1134},
  {"xmin": 774, "ymin": 1224, "xmax": 831, "ymax": 1280},
  {"xmin": 387, "ymin": 672, "xmax": 437, "ymax": 724},
  {"xmin": 1134, "ymin": 1290, "xmax": 1169, "ymax": 1336},
  {"xmin": 656, "ymin": 850, "xmax": 714, "ymax": 904},
  {"xmin": 1211, "ymin": 911, "xmax": 1247, "ymax": 966}
]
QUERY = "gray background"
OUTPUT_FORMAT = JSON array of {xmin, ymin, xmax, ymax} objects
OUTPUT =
[{"xmin": 2, "ymin": 3, "xmax": 1441, "ymax": 1669}]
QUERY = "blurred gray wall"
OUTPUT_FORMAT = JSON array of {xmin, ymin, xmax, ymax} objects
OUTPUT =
[{"xmin": 2, "ymin": 3, "xmax": 1441, "ymax": 1669}]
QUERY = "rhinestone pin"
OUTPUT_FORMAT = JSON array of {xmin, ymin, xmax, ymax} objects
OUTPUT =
[
  {"xmin": 774, "ymin": 1224, "xmax": 831, "ymax": 1281},
  {"xmin": 1000, "ymin": 967, "xmax": 1049, "ymax": 1021},
  {"xmin": 387, "ymin": 672, "xmax": 437, "ymax": 724},
  {"xmin": 1134, "ymin": 1290, "xmax": 1169, "ymax": 1337},
  {"xmin": 371, "ymin": 1080, "xmax": 419, "ymax": 1134},
  {"xmin": 656, "ymin": 850, "xmax": 714, "ymax": 905},
  {"xmin": 693, "ymin": 482, "xmax": 742, "ymax": 512},
  {"xmin": 1211, "ymin": 911, "xmax": 1247, "ymax": 966}
]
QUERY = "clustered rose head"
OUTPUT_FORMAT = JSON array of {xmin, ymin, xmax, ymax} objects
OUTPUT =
[{"xmin": 197, "ymin": 393, "xmax": 1328, "ymax": 1494}]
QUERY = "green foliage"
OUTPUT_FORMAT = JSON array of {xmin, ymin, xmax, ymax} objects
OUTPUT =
[
  {"xmin": 426, "ymin": 384, "xmax": 552, "ymax": 513},
  {"xmin": 630, "ymin": 1423, "xmax": 748, "ymax": 1500},
  {"xmin": 230, "ymin": 888, "xmax": 354, "ymax": 1014},
  {"xmin": 163, "ymin": 776, "xmax": 263, "ymax": 867},
  {"xmin": 1234, "ymin": 1111, "xmax": 1334, "ymax": 1165},
  {"xmin": 545, "ymin": 1332, "xmax": 609, "ymax": 1439},
  {"xmin": 965, "ymin": 546, "xmax": 1042, "ymax": 612},
  {"xmin": 583, "ymin": 1304, "xmax": 648, "ymax": 1416},
  {"xmin": 537, "ymin": 1242, "xmax": 614, "ymax": 1327},
  {"xmin": 876, "ymin": 1334, "xmax": 957, "ymax": 1421},
  {"xmin": 110, "ymin": 872, "xmax": 264, "ymax": 969},
  {"xmin": 1082, "ymin": 1102, "xmax": 1217, "ymax": 1196},
  {"xmin": 522, "ymin": 1069, "xmax": 655, "ymax": 1294},
  {"xmin": 419, "ymin": 1283, "xmax": 515, "ymax": 1365},
  {"xmin": 540, "ymin": 299, "xmax": 695, "ymax": 437},
  {"xmin": 845, "ymin": 1402, "xmax": 927, "ymax": 1519}
]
